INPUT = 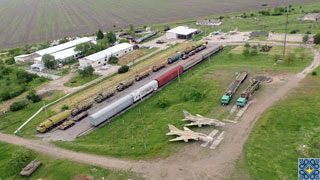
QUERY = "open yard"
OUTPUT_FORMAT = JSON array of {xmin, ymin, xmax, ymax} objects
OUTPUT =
[
  {"xmin": 53, "ymin": 46, "xmax": 313, "ymax": 159},
  {"xmin": 0, "ymin": 141, "xmax": 142, "ymax": 180},
  {"xmin": 245, "ymin": 67, "xmax": 320, "ymax": 179},
  {"xmin": 0, "ymin": 0, "xmax": 318, "ymax": 49}
]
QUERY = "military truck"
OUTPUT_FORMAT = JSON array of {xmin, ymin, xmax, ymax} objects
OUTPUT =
[
  {"xmin": 221, "ymin": 72, "xmax": 248, "ymax": 105},
  {"xmin": 152, "ymin": 60, "xmax": 167, "ymax": 72},
  {"xmin": 236, "ymin": 80, "xmax": 260, "ymax": 107},
  {"xmin": 94, "ymin": 88, "xmax": 116, "ymax": 103},
  {"xmin": 117, "ymin": 79, "xmax": 134, "ymax": 91},
  {"xmin": 20, "ymin": 161, "xmax": 41, "ymax": 176},
  {"xmin": 168, "ymin": 52, "xmax": 182, "ymax": 64},
  {"xmin": 135, "ymin": 69, "xmax": 152, "ymax": 81},
  {"xmin": 71, "ymin": 100, "xmax": 93, "ymax": 116},
  {"xmin": 73, "ymin": 111, "xmax": 88, "ymax": 122},
  {"xmin": 37, "ymin": 111, "xmax": 71, "ymax": 133},
  {"xmin": 59, "ymin": 119, "xmax": 75, "ymax": 130}
]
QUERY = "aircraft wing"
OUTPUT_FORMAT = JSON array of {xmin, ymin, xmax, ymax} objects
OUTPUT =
[{"xmin": 169, "ymin": 135, "xmax": 198, "ymax": 142}]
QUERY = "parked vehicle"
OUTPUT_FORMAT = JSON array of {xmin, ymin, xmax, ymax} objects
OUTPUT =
[
  {"xmin": 168, "ymin": 53, "xmax": 182, "ymax": 64},
  {"xmin": 221, "ymin": 72, "xmax": 248, "ymax": 105},
  {"xmin": 37, "ymin": 111, "xmax": 71, "ymax": 133},
  {"xmin": 71, "ymin": 101, "xmax": 93, "ymax": 116},
  {"xmin": 20, "ymin": 161, "xmax": 41, "ymax": 176},
  {"xmin": 59, "ymin": 120, "xmax": 75, "ymax": 130},
  {"xmin": 117, "ymin": 79, "xmax": 134, "ymax": 91},
  {"xmin": 156, "ymin": 40, "xmax": 165, "ymax": 44},
  {"xmin": 135, "ymin": 69, "xmax": 152, "ymax": 81},
  {"xmin": 152, "ymin": 60, "xmax": 167, "ymax": 72},
  {"xmin": 73, "ymin": 111, "xmax": 88, "ymax": 121},
  {"xmin": 94, "ymin": 88, "xmax": 116, "ymax": 103},
  {"xmin": 237, "ymin": 80, "xmax": 260, "ymax": 107}
]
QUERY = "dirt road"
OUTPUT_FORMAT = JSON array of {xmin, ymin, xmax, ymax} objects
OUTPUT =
[{"xmin": 0, "ymin": 47, "xmax": 318, "ymax": 179}]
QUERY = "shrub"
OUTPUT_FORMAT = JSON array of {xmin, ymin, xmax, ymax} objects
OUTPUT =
[
  {"xmin": 4, "ymin": 148, "xmax": 32, "ymax": 177},
  {"xmin": 26, "ymin": 90, "xmax": 41, "ymax": 103},
  {"xmin": 312, "ymin": 71, "xmax": 317, "ymax": 76},
  {"xmin": 156, "ymin": 96, "xmax": 170, "ymax": 108},
  {"xmin": 190, "ymin": 90, "xmax": 206, "ymax": 102},
  {"xmin": 250, "ymin": 48, "xmax": 258, "ymax": 56},
  {"xmin": 5, "ymin": 58, "xmax": 15, "ymax": 65},
  {"xmin": 79, "ymin": 66, "xmax": 94, "ymax": 77},
  {"xmin": 119, "ymin": 38, "xmax": 130, "ymax": 43},
  {"xmin": 109, "ymin": 56, "xmax": 118, "ymax": 64},
  {"xmin": 10, "ymin": 100, "xmax": 28, "ymax": 111},
  {"xmin": 118, "ymin": 65, "xmax": 129, "ymax": 74},
  {"xmin": 242, "ymin": 48, "xmax": 250, "ymax": 57},
  {"xmin": 61, "ymin": 104, "xmax": 69, "ymax": 111},
  {"xmin": 244, "ymin": 42, "xmax": 250, "ymax": 48},
  {"xmin": 314, "ymin": 33, "xmax": 320, "ymax": 44}
]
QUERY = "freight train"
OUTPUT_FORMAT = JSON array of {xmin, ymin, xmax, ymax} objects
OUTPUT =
[{"xmin": 89, "ymin": 45, "xmax": 223, "ymax": 126}]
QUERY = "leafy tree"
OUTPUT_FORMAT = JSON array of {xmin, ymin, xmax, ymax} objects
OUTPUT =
[
  {"xmin": 79, "ymin": 66, "xmax": 94, "ymax": 77},
  {"xmin": 10, "ymin": 100, "xmax": 28, "ymax": 111},
  {"xmin": 59, "ymin": 38, "xmax": 69, "ymax": 44},
  {"xmin": 96, "ymin": 38, "xmax": 109, "ymax": 49},
  {"xmin": 242, "ymin": 48, "xmax": 250, "ymax": 57},
  {"xmin": 118, "ymin": 65, "xmax": 129, "ymax": 74},
  {"xmin": 96, "ymin": 29, "xmax": 104, "ymax": 40},
  {"xmin": 250, "ymin": 48, "xmax": 258, "ymax": 56},
  {"xmin": 61, "ymin": 104, "xmax": 69, "ymax": 111},
  {"xmin": 106, "ymin": 31, "xmax": 117, "ymax": 44},
  {"xmin": 119, "ymin": 38, "xmax": 130, "ymax": 43},
  {"xmin": 5, "ymin": 58, "xmax": 15, "ymax": 65},
  {"xmin": 109, "ymin": 56, "xmax": 118, "ymax": 64},
  {"xmin": 16, "ymin": 70, "xmax": 38, "ymax": 83},
  {"xmin": 314, "ymin": 33, "xmax": 320, "ymax": 44},
  {"xmin": 303, "ymin": 35, "xmax": 309, "ymax": 44},
  {"xmin": 75, "ymin": 42, "xmax": 95, "ymax": 55},
  {"xmin": 312, "ymin": 71, "xmax": 317, "ymax": 76},
  {"xmin": 42, "ymin": 54, "xmax": 56, "ymax": 69},
  {"xmin": 26, "ymin": 90, "xmax": 41, "ymax": 103}
]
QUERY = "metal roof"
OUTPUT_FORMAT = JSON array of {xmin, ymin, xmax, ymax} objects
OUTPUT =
[
  {"xmin": 84, "ymin": 43, "xmax": 133, "ymax": 62},
  {"xmin": 34, "ymin": 48, "xmax": 76, "ymax": 61},
  {"xmin": 35, "ymin": 37, "xmax": 93, "ymax": 56},
  {"xmin": 176, "ymin": 28, "xmax": 198, "ymax": 36},
  {"xmin": 167, "ymin": 26, "xmax": 189, "ymax": 34}
]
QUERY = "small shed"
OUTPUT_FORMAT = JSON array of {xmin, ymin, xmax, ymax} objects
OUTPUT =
[{"xmin": 302, "ymin": 13, "xmax": 320, "ymax": 21}]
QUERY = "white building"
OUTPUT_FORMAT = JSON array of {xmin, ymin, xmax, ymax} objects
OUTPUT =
[
  {"xmin": 15, "ymin": 37, "xmax": 94, "ymax": 63},
  {"xmin": 196, "ymin": 19, "xmax": 222, "ymax": 26},
  {"xmin": 79, "ymin": 43, "xmax": 133, "ymax": 69},
  {"xmin": 165, "ymin": 26, "xmax": 199, "ymax": 39}
]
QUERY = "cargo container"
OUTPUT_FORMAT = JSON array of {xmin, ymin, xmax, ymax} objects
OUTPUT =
[
  {"xmin": 156, "ymin": 66, "xmax": 183, "ymax": 88},
  {"xmin": 37, "ymin": 111, "xmax": 71, "ymax": 133},
  {"xmin": 131, "ymin": 80, "xmax": 158, "ymax": 102},
  {"xmin": 89, "ymin": 95, "xmax": 134, "ymax": 126}
]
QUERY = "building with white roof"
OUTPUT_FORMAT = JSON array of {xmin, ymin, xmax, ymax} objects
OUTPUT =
[
  {"xmin": 302, "ymin": 13, "xmax": 320, "ymax": 21},
  {"xmin": 15, "ymin": 37, "xmax": 94, "ymax": 63},
  {"xmin": 79, "ymin": 43, "xmax": 133, "ymax": 69},
  {"xmin": 165, "ymin": 26, "xmax": 199, "ymax": 39}
]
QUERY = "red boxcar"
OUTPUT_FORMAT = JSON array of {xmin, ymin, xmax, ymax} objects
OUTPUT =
[{"xmin": 156, "ymin": 65, "xmax": 183, "ymax": 88}]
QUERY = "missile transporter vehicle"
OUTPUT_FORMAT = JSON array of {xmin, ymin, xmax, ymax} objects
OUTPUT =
[
  {"xmin": 59, "ymin": 119, "xmax": 75, "ymax": 130},
  {"xmin": 236, "ymin": 80, "xmax": 260, "ymax": 107},
  {"xmin": 73, "ymin": 111, "xmax": 88, "ymax": 121},
  {"xmin": 37, "ymin": 110, "xmax": 71, "ymax": 133},
  {"xmin": 221, "ymin": 72, "xmax": 248, "ymax": 105},
  {"xmin": 152, "ymin": 60, "xmax": 167, "ymax": 72},
  {"xmin": 117, "ymin": 79, "xmax": 134, "ymax": 92},
  {"xmin": 135, "ymin": 69, "xmax": 152, "ymax": 81},
  {"xmin": 94, "ymin": 88, "xmax": 116, "ymax": 103}
]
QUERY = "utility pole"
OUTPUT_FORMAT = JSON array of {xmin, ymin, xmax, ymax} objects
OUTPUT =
[{"xmin": 283, "ymin": 6, "xmax": 289, "ymax": 57}]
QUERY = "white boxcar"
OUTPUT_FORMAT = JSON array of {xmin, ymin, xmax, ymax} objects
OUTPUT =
[
  {"xmin": 131, "ymin": 80, "xmax": 158, "ymax": 102},
  {"xmin": 89, "ymin": 95, "xmax": 134, "ymax": 126}
]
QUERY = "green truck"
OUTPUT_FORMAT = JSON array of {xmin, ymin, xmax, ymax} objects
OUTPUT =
[
  {"xmin": 236, "ymin": 80, "xmax": 260, "ymax": 107},
  {"xmin": 221, "ymin": 72, "xmax": 248, "ymax": 105}
]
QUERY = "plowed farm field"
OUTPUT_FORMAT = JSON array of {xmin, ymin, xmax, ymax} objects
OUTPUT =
[{"xmin": 0, "ymin": 0, "xmax": 317, "ymax": 49}]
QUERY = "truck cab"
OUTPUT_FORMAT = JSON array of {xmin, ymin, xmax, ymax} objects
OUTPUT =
[
  {"xmin": 221, "ymin": 94, "xmax": 232, "ymax": 105},
  {"xmin": 236, "ymin": 97, "xmax": 248, "ymax": 107}
]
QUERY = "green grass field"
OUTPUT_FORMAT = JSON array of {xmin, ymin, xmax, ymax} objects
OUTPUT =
[
  {"xmin": 245, "ymin": 66, "xmax": 320, "ymax": 179},
  {"xmin": 64, "ymin": 74, "xmax": 100, "ymax": 87},
  {"xmin": 53, "ymin": 45, "xmax": 313, "ymax": 159},
  {"xmin": 0, "ymin": 142, "xmax": 142, "ymax": 180}
]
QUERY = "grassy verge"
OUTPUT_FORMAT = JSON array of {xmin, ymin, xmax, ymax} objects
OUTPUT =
[
  {"xmin": 118, "ymin": 47, "xmax": 158, "ymax": 65},
  {"xmin": 54, "ymin": 46, "xmax": 313, "ymax": 159},
  {"xmin": 64, "ymin": 74, "xmax": 100, "ymax": 87},
  {"xmin": 0, "ymin": 142, "xmax": 143, "ymax": 180},
  {"xmin": 245, "ymin": 66, "xmax": 320, "ymax": 179},
  {"xmin": 0, "ymin": 90, "xmax": 65, "ymax": 137}
]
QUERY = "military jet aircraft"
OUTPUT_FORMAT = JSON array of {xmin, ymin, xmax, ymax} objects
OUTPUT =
[
  {"xmin": 182, "ymin": 110, "xmax": 225, "ymax": 127},
  {"xmin": 166, "ymin": 124, "xmax": 213, "ymax": 142}
]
